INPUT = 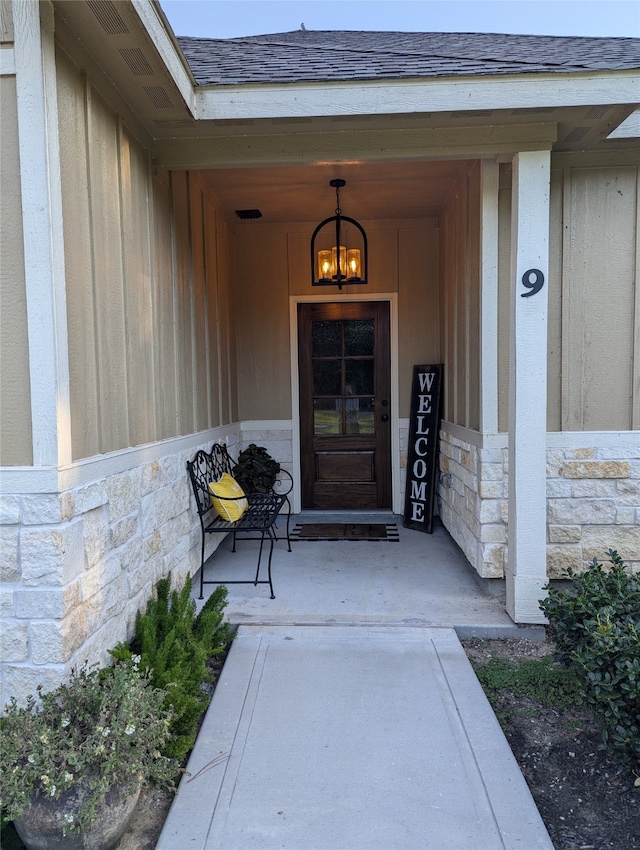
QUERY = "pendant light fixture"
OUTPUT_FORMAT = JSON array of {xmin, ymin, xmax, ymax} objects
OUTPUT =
[{"xmin": 310, "ymin": 179, "xmax": 368, "ymax": 289}]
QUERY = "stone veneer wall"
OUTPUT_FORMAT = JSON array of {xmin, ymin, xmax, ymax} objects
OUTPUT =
[
  {"xmin": 437, "ymin": 426, "xmax": 640, "ymax": 579},
  {"xmin": 0, "ymin": 428, "xmax": 253, "ymax": 706},
  {"xmin": 546, "ymin": 447, "xmax": 640, "ymax": 577},
  {"xmin": 0, "ymin": 425, "xmax": 297, "ymax": 707}
]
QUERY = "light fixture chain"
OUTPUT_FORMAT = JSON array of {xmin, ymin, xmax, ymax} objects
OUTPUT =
[{"xmin": 335, "ymin": 183, "xmax": 341, "ymax": 216}]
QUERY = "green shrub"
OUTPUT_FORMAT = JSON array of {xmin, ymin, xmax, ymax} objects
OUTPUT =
[
  {"xmin": 110, "ymin": 574, "xmax": 233, "ymax": 760},
  {"xmin": 233, "ymin": 443, "xmax": 280, "ymax": 493},
  {"xmin": 540, "ymin": 550, "xmax": 640, "ymax": 766}
]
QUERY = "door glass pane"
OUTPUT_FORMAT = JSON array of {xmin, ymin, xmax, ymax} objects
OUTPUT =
[
  {"xmin": 345, "ymin": 360, "xmax": 374, "ymax": 395},
  {"xmin": 344, "ymin": 320, "xmax": 373, "ymax": 356},
  {"xmin": 314, "ymin": 399, "xmax": 342, "ymax": 434},
  {"xmin": 313, "ymin": 360, "xmax": 341, "ymax": 395},
  {"xmin": 312, "ymin": 320, "xmax": 341, "ymax": 357},
  {"xmin": 346, "ymin": 397, "xmax": 375, "ymax": 435}
]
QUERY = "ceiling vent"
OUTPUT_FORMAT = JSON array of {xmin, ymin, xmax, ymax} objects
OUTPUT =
[
  {"xmin": 235, "ymin": 209, "xmax": 262, "ymax": 220},
  {"xmin": 143, "ymin": 86, "xmax": 174, "ymax": 109},
  {"xmin": 585, "ymin": 105, "xmax": 611, "ymax": 120},
  {"xmin": 119, "ymin": 48, "xmax": 154, "ymax": 76},
  {"xmin": 86, "ymin": 0, "xmax": 129, "ymax": 34},
  {"xmin": 563, "ymin": 126, "xmax": 590, "ymax": 143}
]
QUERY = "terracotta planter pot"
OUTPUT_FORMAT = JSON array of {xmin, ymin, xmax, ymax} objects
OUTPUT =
[{"xmin": 13, "ymin": 780, "xmax": 141, "ymax": 850}]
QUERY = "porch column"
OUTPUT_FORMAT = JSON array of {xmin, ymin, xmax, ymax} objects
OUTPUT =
[
  {"xmin": 506, "ymin": 150, "xmax": 551, "ymax": 623},
  {"xmin": 14, "ymin": 0, "xmax": 71, "ymax": 467}
]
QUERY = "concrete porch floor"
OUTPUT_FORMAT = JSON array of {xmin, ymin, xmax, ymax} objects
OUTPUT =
[{"xmin": 193, "ymin": 513, "xmax": 543, "ymax": 639}]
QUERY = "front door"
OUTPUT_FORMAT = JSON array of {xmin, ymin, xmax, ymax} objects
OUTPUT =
[{"xmin": 298, "ymin": 301, "xmax": 391, "ymax": 510}]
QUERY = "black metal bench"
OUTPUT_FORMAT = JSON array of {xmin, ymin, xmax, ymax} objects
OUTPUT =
[{"xmin": 186, "ymin": 443, "xmax": 292, "ymax": 599}]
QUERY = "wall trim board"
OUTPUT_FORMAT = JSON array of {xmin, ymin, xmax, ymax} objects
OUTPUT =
[
  {"xmin": 0, "ymin": 425, "xmax": 241, "ymax": 494},
  {"xmin": 0, "ymin": 44, "xmax": 14, "ymax": 74},
  {"xmin": 14, "ymin": 0, "xmax": 71, "ymax": 467},
  {"xmin": 441, "ymin": 420, "xmax": 640, "ymax": 451}
]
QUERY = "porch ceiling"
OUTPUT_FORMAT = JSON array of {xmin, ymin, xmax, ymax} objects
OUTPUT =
[{"xmin": 198, "ymin": 161, "xmax": 468, "ymax": 223}]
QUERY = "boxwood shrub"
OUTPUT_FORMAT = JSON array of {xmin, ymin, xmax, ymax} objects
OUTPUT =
[{"xmin": 540, "ymin": 550, "xmax": 640, "ymax": 766}]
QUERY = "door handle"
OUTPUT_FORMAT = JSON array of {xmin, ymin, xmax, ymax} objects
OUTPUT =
[{"xmin": 381, "ymin": 414, "xmax": 389, "ymax": 422}]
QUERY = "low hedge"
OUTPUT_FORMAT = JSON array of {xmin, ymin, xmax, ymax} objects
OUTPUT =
[{"xmin": 540, "ymin": 550, "xmax": 640, "ymax": 766}]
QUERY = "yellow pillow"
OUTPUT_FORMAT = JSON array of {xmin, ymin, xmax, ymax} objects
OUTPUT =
[{"xmin": 208, "ymin": 473, "xmax": 248, "ymax": 522}]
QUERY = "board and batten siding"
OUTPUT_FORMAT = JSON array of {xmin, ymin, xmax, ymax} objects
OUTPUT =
[
  {"xmin": 439, "ymin": 161, "xmax": 482, "ymax": 431},
  {"xmin": 56, "ymin": 51, "xmax": 237, "ymax": 462},
  {"xmin": 233, "ymin": 219, "xmax": 439, "ymax": 422},
  {"xmin": 0, "ymin": 73, "xmax": 33, "ymax": 466},
  {"xmin": 498, "ymin": 157, "xmax": 639, "ymax": 433}
]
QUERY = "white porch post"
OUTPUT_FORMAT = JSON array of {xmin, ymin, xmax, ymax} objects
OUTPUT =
[
  {"xmin": 13, "ymin": 0, "xmax": 71, "ymax": 468},
  {"xmin": 506, "ymin": 150, "xmax": 551, "ymax": 623}
]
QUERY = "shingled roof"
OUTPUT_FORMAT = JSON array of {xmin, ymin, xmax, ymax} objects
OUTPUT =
[{"xmin": 177, "ymin": 30, "xmax": 640, "ymax": 87}]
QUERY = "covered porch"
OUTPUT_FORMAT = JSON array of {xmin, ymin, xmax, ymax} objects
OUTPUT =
[{"xmin": 193, "ymin": 515, "xmax": 542, "ymax": 637}]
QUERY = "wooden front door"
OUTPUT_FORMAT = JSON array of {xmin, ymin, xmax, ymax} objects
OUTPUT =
[{"xmin": 298, "ymin": 301, "xmax": 392, "ymax": 510}]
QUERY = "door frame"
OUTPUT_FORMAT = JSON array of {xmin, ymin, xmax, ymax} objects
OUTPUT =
[{"xmin": 289, "ymin": 292, "xmax": 401, "ymax": 514}]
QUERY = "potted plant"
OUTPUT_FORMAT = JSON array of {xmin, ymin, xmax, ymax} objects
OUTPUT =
[
  {"xmin": 0, "ymin": 659, "xmax": 177, "ymax": 850},
  {"xmin": 233, "ymin": 443, "xmax": 281, "ymax": 493}
]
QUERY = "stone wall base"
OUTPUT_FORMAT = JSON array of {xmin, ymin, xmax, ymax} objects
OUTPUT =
[
  {"xmin": 0, "ymin": 427, "xmax": 295, "ymax": 706},
  {"xmin": 437, "ymin": 425, "xmax": 639, "ymax": 580}
]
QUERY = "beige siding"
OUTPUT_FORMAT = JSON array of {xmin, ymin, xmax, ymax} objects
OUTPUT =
[
  {"xmin": 235, "ymin": 230, "xmax": 291, "ymax": 422},
  {"xmin": 439, "ymin": 162, "xmax": 481, "ymax": 429},
  {"xmin": 398, "ymin": 223, "xmax": 440, "ymax": 416},
  {"xmin": 152, "ymin": 173, "xmax": 179, "ymax": 440},
  {"xmin": 498, "ymin": 159, "xmax": 639, "ymax": 432},
  {"xmin": 234, "ymin": 219, "xmax": 439, "ymax": 421},
  {"xmin": 58, "ymin": 54, "xmax": 101, "ymax": 456},
  {"xmin": 0, "ymin": 0, "xmax": 13, "ymax": 42},
  {"xmin": 204, "ymin": 197, "xmax": 221, "ymax": 427},
  {"xmin": 547, "ymin": 168, "xmax": 564, "ymax": 432},
  {"xmin": 217, "ymin": 216, "xmax": 233, "ymax": 425},
  {"xmin": 561, "ymin": 165, "xmax": 638, "ymax": 430},
  {"xmin": 0, "ymin": 75, "xmax": 33, "ymax": 465},
  {"xmin": 121, "ymin": 127, "xmax": 156, "ymax": 447},
  {"xmin": 56, "ymin": 55, "xmax": 236, "ymax": 460},
  {"xmin": 497, "ymin": 166, "xmax": 511, "ymax": 433}
]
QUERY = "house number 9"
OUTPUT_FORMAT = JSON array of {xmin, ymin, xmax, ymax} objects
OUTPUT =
[{"xmin": 521, "ymin": 268, "xmax": 545, "ymax": 297}]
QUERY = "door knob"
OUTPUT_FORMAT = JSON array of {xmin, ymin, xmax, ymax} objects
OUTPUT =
[{"xmin": 381, "ymin": 414, "xmax": 389, "ymax": 422}]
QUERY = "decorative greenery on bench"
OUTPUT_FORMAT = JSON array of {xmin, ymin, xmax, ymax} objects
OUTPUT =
[{"xmin": 233, "ymin": 443, "xmax": 281, "ymax": 493}]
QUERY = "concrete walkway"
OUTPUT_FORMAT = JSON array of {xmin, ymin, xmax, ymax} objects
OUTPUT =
[{"xmin": 158, "ymin": 518, "xmax": 553, "ymax": 849}]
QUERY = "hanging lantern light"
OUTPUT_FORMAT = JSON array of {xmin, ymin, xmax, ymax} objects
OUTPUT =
[{"xmin": 310, "ymin": 179, "xmax": 368, "ymax": 289}]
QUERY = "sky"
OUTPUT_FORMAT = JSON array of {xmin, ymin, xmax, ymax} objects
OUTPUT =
[{"xmin": 159, "ymin": 0, "xmax": 640, "ymax": 39}]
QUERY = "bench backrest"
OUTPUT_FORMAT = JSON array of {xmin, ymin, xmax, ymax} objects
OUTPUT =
[{"xmin": 186, "ymin": 444, "xmax": 235, "ymax": 520}]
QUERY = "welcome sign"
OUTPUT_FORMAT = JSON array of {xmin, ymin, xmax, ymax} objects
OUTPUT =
[{"xmin": 403, "ymin": 364, "xmax": 443, "ymax": 533}]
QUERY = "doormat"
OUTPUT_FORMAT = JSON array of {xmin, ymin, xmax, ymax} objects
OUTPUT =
[{"xmin": 291, "ymin": 523, "xmax": 399, "ymax": 542}]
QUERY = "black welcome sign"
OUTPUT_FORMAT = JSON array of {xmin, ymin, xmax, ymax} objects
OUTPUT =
[{"xmin": 403, "ymin": 364, "xmax": 443, "ymax": 534}]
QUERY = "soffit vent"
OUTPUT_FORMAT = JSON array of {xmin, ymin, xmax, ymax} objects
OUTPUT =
[
  {"xmin": 143, "ymin": 86, "xmax": 174, "ymax": 109},
  {"xmin": 584, "ymin": 105, "xmax": 611, "ymax": 120},
  {"xmin": 452, "ymin": 110, "xmax": 493, "ymax": 118},
  {"xmin": 562, "ymin": 126, "xmax": 590, "ymax": 143},
  {"xmin": 272, "ymin": 117, "xmax": 313, "ymax": 125},
  {"xmin": 86, "ymin": 0, "xmax": 129, "ymax": 34},
  {"xmin": 511, "ymin": 107, "xmax": 555, "ymax": 115},
  {"xmin": 119, "ymin": 48, "xmax": 154, "ymax": 76},
  {"xmin": 154, "ymin": 120, "xmax": 194, "ymax": 128},
  {"xmin": 389, "ymin": 112, "xmax": 432, "ymax": 120},
  {"xmin": 235, "ymin": 209, "xmax": 262, "ymax": 220},
  {"xmin": 331, "ymin": 115, "xmax": 372, "ymax": 123}
]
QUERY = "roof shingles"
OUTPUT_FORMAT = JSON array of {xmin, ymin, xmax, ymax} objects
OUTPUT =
[{"xmin": 176, "ymin": 30, "xmax": 640, "ymax": 86}]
